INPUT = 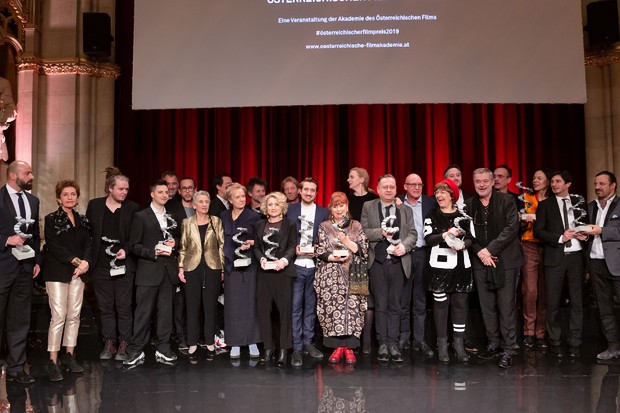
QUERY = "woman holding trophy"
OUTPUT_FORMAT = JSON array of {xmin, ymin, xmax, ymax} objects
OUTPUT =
[
  {"xmin": 178, "ymin": 190, "xmax": 225, "ymax": 362},
  {"xmin": 314, "ymin": 192, "xmax": 368, "ymax": 365},
  {"xmin": 254, "ymin": 191, "xmax": 297, "ymax": 367},
  {"xmin": 221, "ymin": 183, "xmax": 262, "ymax": 360},
  {"xmin": 424, "ymin": 179, "xmax": 474, "ymax": 363},
  {"xmin": 43, "ymin": 180, "xmax": 92, "ymax": 382}
]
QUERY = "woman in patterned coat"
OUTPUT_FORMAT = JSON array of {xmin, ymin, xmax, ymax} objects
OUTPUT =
[{"xmin": 315, "ymin": 192, "xmax": 369, "ymax": 365}]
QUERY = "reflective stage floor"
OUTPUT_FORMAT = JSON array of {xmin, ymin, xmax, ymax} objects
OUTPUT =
[{"xmin": 2, "ymin": 334, "xmax": 620, "ymax": 413}]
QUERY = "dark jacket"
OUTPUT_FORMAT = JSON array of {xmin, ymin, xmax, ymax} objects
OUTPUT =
[
  {"xmin": 42, "ymin": 208, "xmax": 93, "ymax": 283},
  {"xmin": 254, "ymin": 218, "xmax": 297, "ymax": 278}
]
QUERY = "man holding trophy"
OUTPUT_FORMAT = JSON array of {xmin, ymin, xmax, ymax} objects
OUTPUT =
[
  {"xmin": 361, "ymin": 174, "xmax": 417, "ymax": 363},
  {"xmin": 86, "ymin": 167, "xmax": 140, "ymax": 361},
  {"xmin": 124, "ymin": 179, "xmax": 180, "ymax": 368},
  {"xmin": 0, "ymin": 161, "xmax": 40, "ymax": 384},
  {"xmin": 285, "ymin": 177, "xmax": 329, "ymax": 367}
]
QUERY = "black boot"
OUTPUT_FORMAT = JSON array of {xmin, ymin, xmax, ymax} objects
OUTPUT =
[
  {"xmin": 437, "ymin": 338, "xmax": 449, "ymax": 362},
  {"xmin": 260, "ymin": 349, "xmax": 274, "ymax": 363},
  {"xmin": 276, "ymin": 349, "xmax": 287, "ymax": 367},
  {"xmin": 453, "ymin": 337, "xmax": 470, "ymax": 362}
]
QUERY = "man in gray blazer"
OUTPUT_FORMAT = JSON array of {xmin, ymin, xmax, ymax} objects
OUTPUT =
[
  {"xmin": 361, "ymin": 174, "xmax": 417, "ymax": 363},
  {"xmin": 582, "ymin": 171, "xmax": 620, "ymax": 360}
]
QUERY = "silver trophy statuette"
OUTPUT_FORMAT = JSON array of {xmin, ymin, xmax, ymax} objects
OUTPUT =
[
  {"xmin": 298, "ymin": 215, "xmax": 315, "ymax": 254},
  {"xmin": 381, "ymin": 215, "xmax": 401, "ymax": 256},
  {"xmin": 233, "ymin": 227, "xmax": 252, "ymax": 267},
  {"xmin": 102, "ymin": 236, "xmax": 126, "ymax": 276},
  {"xmin": 332, "ymin": 218, "xmax": 350, "ymax": 257},
  {"xmin": 516, "ymin": 182, "xmax": 536, "ymax": 221},
  {"xmin": 156, "ymin": 213, "xmax": 177, "ymax": 254},
  {"xmin": 263, "ymin": 227, "xmax": 280, "ymax": 270},
  {"xmin": 12, "ymin": 216, "xmax": 35, "ymax": 260},
  {"xmin": 445, "ymin": 204, "xmax": 472, "ymax": 250},
  {"xmin": 569, "ymin": 194, "xmax": 592, "ymax": 233}
]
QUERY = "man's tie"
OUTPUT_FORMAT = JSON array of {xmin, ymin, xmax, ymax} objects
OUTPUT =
[
  {"xmin": 562, "ymin": 198, "xmax": 572, "ymax": 248},
  {"xmin": 385, "ymin": 205, "xmax": 391, "ymax": 222},
  {"xmin": 16, "ymin": 192, "xmax": 27, "ymax": 219}
]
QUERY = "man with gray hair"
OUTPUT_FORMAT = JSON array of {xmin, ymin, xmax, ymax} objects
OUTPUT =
[{"xmin": 466, "ymin": 168, "xmax": 523, "ymax": 368}]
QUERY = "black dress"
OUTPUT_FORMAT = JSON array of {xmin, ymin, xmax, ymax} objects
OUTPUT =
[{"xmin": 423, "ymin": 208, "xmax": 474, "ymax": 293}]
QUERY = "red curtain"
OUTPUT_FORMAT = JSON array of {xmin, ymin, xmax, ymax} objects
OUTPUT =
[{"xmin": 115, "ymin": 2, "xmax": 585, "ymax": 207}]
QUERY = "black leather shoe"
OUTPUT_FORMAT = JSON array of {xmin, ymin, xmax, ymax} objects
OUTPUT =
[
  {"xmin": 413, "ymin": 341, "xmax": 435, "ymax": 357},
  {"xmin": 523, "ymin": 335, "xmax": 535, "ymax": 348},
  {"xmin": 7, "ymin": 370, "xmax": 35, "ymax": 385},
  {"xmin": 260, "ymin": 349, "xmax": 274, "ymax": 363},
  {"xmin": 498, "ymin": 353, "xmax": 512, "ymax": 369},
  {"xmin": 568, "ymin": 346, "xmax": 581, "ymax": 358},
  {"xmin": 464, "ymin": 338, "xmax": 479, "ymax": 354},
  {"xmin": 549, "ymin": 345, "xmax": 565, "ymax": 358},
  {"xmin": 389, "ymin": 345, "xmax": 404, "ymax": 363},
  {"xmin": 187, "ymin": 349, "xmax": 198, "ymax": 363},
  {"xmin": 276, "ymin": 349, "xmax": 287, "ymax": 367},
  {"xmin": 377, "ymin": 344, "xmax": 389, "ymax": 362},
  {"xmin": 478, "ymin": 346, "xmax": 500, "ymax": 360},
  {"xmin": 399, "ymin": 339, "xmax": 411, "ymax": 351},
  {"xmin": 291, "ymin": 350, "xmax": 303, "ymax": 367}
]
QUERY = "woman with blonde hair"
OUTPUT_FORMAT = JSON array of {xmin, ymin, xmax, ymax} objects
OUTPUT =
[{"xmin": 254, "ymin": 192, "xmax": 297, "ymax": 367}]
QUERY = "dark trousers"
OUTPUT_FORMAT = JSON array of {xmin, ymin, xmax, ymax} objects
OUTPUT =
[
  {"xmin": 91, "ymin": 267, "xmax": 134, "ymax": 342},
  {"xmin": 473, "ymin": 267, "xmax": 518, "ymax": 353},
  {"xmin": 173, "ymin": 284, "xmax": 186, "ymax": 343},
  {"xmin": 128, "ymin": 278, "xmax": 174, "ymax": 354},
  {"xmin": 433, "ymin": 292, "xmax": 468, "ymax": 339},
  {"xmin": 590, "ymin": 259, "xmax": 620, "ymax": 344},
  {"xmin": 184, "ymin": 265, "xmax": 220, "ymax": 346},
  {"xmin": 257, "ymin": 272, "xmax": 292, "ymax": 350},
  {"xmin": 400, "ymin": 249, "xmax": 427, "ymax": 343},
  {"xmin": 292, "ymin": 265, "xmax": 317, "ymax": 351},
  {"xmin": 545, "ymin": 253, "xmax": 584, "ymax": 347},
  {"xmin": 0, "ymin": 267, "xmax": 32, "ymax": 374},
  {"xmin": 370, "ymin": 260, "xmax": 405, "ymax": 346}
]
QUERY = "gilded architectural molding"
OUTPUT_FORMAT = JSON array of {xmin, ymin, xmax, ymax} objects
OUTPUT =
[
  {"xmin": 16, "ymin": 58, "xmax": 121, "ymax": 79},
  {"xmin": 585, "ymin": 46, "xmax": 620, "ymax": 67}
]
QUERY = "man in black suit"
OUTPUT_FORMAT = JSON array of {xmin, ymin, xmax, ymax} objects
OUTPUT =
[
  {"xmin": 397, "ymin": 173, "xmax": 436, "ymax": 356},
  {"xmin": 361, "ymin": 174, "xmax": 417, "ymax": 363},
  {"xmin": 86, "ymin": 170, "xmax": 140, "ymax": 361},
  {"xmin": 467, "ymin": 168, "xmax": 523, "ymax": 369},
  {"xmin": 0, "ymin": 161, "xmax": 40, "ymax": 383},
  {"xmin": 534, "ymin": 170, "xmax": 587, "ymax": 358},
  {"xmin": 580, "ymin": 171, "xmax": 620, "ymax": 360},
  {"xmin": 208, "ymin": 173, "xmax": 232, "ymax": 217},
  {"xmin": 124, "ymin": 179, "xmax": 180, "ymax": 367}
]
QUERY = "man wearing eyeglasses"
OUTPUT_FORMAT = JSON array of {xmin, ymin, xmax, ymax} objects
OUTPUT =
[{"xmin": 397, "ymin": 173, "xmax": 437, "ymax": 356}]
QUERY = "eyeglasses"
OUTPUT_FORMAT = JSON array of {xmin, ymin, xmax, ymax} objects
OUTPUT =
[
  {"xmin": 405, "ymin": 183, "xmax": 423, "ymax": 188},
  {"xmin": 180, "ymin": 186, "xmax": 195, "ymax": 192}
]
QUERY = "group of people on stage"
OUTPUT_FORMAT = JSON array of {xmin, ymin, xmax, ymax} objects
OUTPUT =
[{"xmin": 1, "ymin": 159, "xmax": 620, "ymax": 384}]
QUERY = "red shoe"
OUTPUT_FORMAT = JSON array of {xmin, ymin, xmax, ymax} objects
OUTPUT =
[
  {"xmin": 329, "ymin": 347, "xmax": 345, "ymax": 363},
  {"xmin": 344, "ymin": 348, "xmax": 357, "ymax": 365}
]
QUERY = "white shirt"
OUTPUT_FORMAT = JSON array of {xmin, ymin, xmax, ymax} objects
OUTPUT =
[
  {"xmin": 6, "ymin": 184, "xmax": 32, "ymax": 222},
  {"xmin": 590, "ymin": 195, "xmax": 616, "ymax": 259},
  {"xmin": 555, "ymin": 196, "xmax": 582, "ymax": 253},
  {"xmin": 150, "ymin": 203, "xmax": 168, "ymax": 232},
  {"xmin": 295, "ymin": 203, "xmax": 317, "ymax": 268}
]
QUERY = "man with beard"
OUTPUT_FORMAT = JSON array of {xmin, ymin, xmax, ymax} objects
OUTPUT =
[
  {"xmin": 86, "ymin": 167, "xmax": 140, "ymax": 361},
  {"xmin": 0, "ymin": 161, "xmax": 41, "ymax": 383},
  {"xmin": 580, "ymin": 171, "xmax": 620, "ymax": 360}
]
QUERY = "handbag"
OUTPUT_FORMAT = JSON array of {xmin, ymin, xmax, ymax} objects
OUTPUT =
[{"xmin": 348, "ymin": 250, "xmax": 369, "ymax": 296}]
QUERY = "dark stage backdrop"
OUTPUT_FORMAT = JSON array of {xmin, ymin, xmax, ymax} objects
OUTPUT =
[{"xmin": 115, "ymin": 1, "xmax": 586, "ymax": 207}]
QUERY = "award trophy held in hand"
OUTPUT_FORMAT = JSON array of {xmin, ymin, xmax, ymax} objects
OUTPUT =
[
  {"xmin": 12, "ymin": 216, "xmax": 35, "ymax": 260},
  {"xmin": 263, "ymin": 227, "xmax": 280, "ymax": 270},
  {"xmin": 298, "ymin": 215, "xmax": 315, "ymax": 254},
  {"xmin": 570, "ymin": 194, "xmax": 592, "ymax": 233},
  {"xmin": 444, "ymin": 204, "xmax": 472, "ymax": 250},
  {"xmin": 516, "ymin": 182, "xmax": 536, "ymax": 221},
  {"xmin": 381, "ymin": 214, "xmax": 401, "ymax": 256},
  {"xmin": 155, "ymin": 213, "xmax": 177, "ymax": 254},
  {"xmin": 102, "ymin": 236, "xmax": 126, "ymax": 276},
  {"xmin": 332, "ymin": 217, "xmax": 350, "ymax": 257},
  {"xmin": 233, "ymin": 227, "xmax": 252, "ymax": 267}
]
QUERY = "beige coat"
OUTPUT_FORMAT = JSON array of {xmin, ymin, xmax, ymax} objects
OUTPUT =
[{"xmin": 178, "ymin": 215, "xmax": 224, "ymax": 272}]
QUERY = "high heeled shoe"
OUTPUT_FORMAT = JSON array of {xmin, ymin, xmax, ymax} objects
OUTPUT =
[
  {"xmin": 276, "ymin": 349, "xmax": 287, "ymax": 367},
  {"xmin": 260, "ymin": 348, "xmax": 274, "ymax": 363}
]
